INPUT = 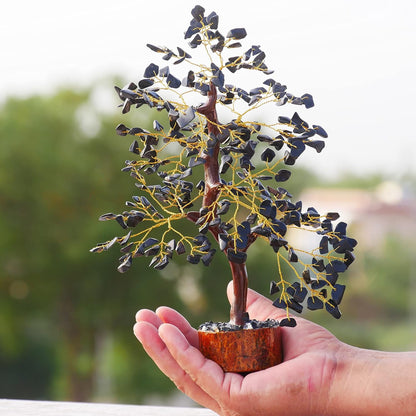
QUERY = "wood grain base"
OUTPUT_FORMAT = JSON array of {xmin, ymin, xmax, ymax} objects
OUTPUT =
[{"xmin": 198, "ymin": 326, "xmax": 282, "ymax": 373}]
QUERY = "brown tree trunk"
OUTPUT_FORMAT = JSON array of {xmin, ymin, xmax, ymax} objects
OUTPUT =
[
  {"xmin": 196, "ymin": 83, "xmax": 248, "ymax": 326},
  {"xmin": 59, "ymin": 291, "xmax": 95, "ymax": 402}
]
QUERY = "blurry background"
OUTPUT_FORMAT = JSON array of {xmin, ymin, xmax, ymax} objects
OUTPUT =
[{"xmin": 1, "ymin": 0, "xmax": 415, "ymax": 406}]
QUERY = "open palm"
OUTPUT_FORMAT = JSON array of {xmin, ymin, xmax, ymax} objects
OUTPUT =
[{"xmin": 134, "ymin": 282, "xmax": 346, "ymax": 416}]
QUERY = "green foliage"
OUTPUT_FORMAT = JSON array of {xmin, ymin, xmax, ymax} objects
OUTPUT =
[
  {"xmin": 0, "ymin": 88, "xmax": 186, "ymax": 402},
  {"xmin": 0, "ymin": 339, "xmax": 55, "ymax": 400},
  {"xmin": 360, "ymin": 236, "xmax": 415, "ymax": 319},
  {"xmin": 310, "ymin": 235, "xmax": 416, "ymax": 351},
  {"xmin": 323, "ymin": 172, "xmax": 386, "ymax": 190}
]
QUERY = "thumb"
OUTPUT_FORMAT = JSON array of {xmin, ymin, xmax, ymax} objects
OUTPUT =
[{"xmin": 226, "ymin": 281, "xmax": 287, "ymax": 321}]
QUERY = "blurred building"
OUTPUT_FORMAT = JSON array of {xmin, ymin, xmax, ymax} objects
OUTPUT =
[{"xmin": 298, "ymin": 181, "xmax": 416, "ymax": 251}]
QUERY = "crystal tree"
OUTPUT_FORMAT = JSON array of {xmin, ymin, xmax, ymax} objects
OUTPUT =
[{"xmin": 91, "ymin": 5, "xmax": 357, "ymax": 327}]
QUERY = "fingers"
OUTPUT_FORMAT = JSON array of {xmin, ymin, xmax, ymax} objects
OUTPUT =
[
  {"xmin": 135, "ymin": 307, "xmax": 198, "ymax": 347},
  {"xmin": 134, "ymin": 321, "xmax": 163, "ymax": 357},
  {"xmin": 159, "ymin": 323, "xmax": 245, "ymax": 413},
  {"xmin": 135, "ymin": 308, "xmax": 163, "ymax": 327},
  {"xmin": 133, "ymin": 320, "xmax": 221, "ymax": 413},
  {"xmin": 156, "ymin": 306, "xmax": 199, "ymax": 348}
]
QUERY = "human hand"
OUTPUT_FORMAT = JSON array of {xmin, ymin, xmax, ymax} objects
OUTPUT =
[{"xmin": 133, "ymin": 282, "xmax": 347, "ymax": 416}]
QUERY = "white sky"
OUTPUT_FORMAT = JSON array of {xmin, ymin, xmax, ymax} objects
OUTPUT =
[{"xmin": 2, "ymin": 0, "xmax": 416, "ymax": 180}]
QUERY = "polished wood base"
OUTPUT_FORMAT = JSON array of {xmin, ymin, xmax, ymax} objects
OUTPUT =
[{"xmin": 198, "ymin": 326, "xmax": 282, "ymax": 373}]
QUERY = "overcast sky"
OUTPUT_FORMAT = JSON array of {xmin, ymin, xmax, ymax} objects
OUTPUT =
[{"xmin": 2, "ymin": 0, "xmax": 416, "ymax": 181}]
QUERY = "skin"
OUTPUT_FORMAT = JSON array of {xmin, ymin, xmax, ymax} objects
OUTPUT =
[{"xmin": 133, "ymin": 282, "xmax": 416, "ymax": 416}]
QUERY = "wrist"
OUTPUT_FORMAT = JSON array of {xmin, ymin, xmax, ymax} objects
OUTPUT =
[{"xmin": 325, "ymin": 344, "xmax": 416, "ymax": 416}]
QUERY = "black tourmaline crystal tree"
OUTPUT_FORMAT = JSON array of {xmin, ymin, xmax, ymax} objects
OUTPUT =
[{"xmin": 91, "ymin": 5, "xmax": 357, "ymax": 330}]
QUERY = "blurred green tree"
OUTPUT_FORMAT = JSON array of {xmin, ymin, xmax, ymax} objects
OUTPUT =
[
  {"xmin": 310, "ymin": 234, "xmax": 416, "ymax": 351},
  {"xmin": 0, "ymin": 87, "xmax": 189, "ymax": 402}
]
